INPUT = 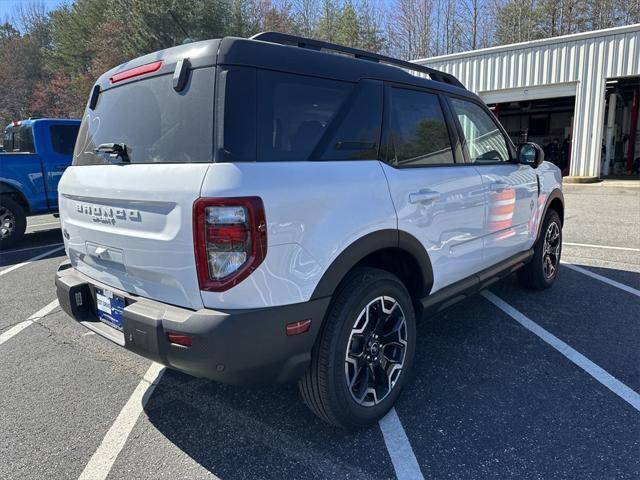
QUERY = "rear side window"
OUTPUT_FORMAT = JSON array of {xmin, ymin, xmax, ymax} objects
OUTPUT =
[
  {"xmin": 449, "ymin": 98, "xmax": 511, "ymax": 163},
  {"xmin": 50, "ymin": 125, "xmax": 80, "ymax": 155},
  {"xmin": 386, "ymin": 88, "xmax": 454, "ymax": 166},
  {"xmin": 2, "ymin": 125, "xmax": 35, "ymax": 153},
  {"xmin": 318, "ymin": 81, "xmax": 382, "ymax": 161},
  {"xmin": 256, "ymin": 71, "xmax": 352, "ymax": 161},
  {"xmin": 73, "ymin": 67, "xmax": 215, "ymax": 165}
]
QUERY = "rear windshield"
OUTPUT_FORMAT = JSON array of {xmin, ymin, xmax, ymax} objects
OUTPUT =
[
  {"xmin": 2, "ymin": 125, "xmax": 35, "ymax": 153},
  {"xmin": 73, "ymin": 67, "xmax": 214, "ymax": 165}
]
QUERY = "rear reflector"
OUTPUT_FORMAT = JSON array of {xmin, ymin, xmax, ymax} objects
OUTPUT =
[
  {"xmin": 167, "ymin": 332, "xmax": 192, "ymax": 347},
  {"xmin": 109, "ymin": 60, "xmax": 163, "ymax": 84},
  {"xmin": 286, "ymin": 319, "xmax": 312, "ymax": 336}
]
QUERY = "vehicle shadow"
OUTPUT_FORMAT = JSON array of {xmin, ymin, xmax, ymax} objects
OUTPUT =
[
  {"xmin": 144, "ymin": 268, "xmax": 640, "ymax": 479},
  {"xmin": 144, "ymin": 370, "xmax": 396, "ymax": 480},
  {"xmin": 0, "ymin": 228, "xmax": 64, "ymax": 267}
]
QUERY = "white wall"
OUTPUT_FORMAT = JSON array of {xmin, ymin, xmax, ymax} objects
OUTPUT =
[{"xmin": 415, "ymin": 24, "xmax": 640, "ymax": 178}]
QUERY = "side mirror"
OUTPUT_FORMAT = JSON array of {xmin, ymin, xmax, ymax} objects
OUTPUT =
[{"xmin": 517, "ymin": 142, "xmax": 544, "ymax": 168}]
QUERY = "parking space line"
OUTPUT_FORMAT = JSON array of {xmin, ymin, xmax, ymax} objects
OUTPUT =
[
  {"xmin": 0, "ymin": 245, "xmax": 65, "ymax": 276},
  {"xmin": 78, "ymin": 362, "xmax": 165, "ymax": 480},
  {"xmin": 562, "ymin": 263, "xmax": 640, "ymax": 298},
  {"xmin": 563, "ymin": 242, "xmax": 640, "ymax": 253},
  {"xmin": 482, "ymin": 291, "xmax": 640, "ymax": 412},
  {"xmin": 27, "ymin": 221, "xmax": 60, "ymax": 229},
  {"xmin": 379, "ymin": 407, "xmax": 425, "ymax": 480},
  {"xmin": 0, "ymin": 300, "xmax": 60, "ymax": 346},
  {"xmin": 0, "ymin": 243, "xmax": 64, "ymax": 255}
]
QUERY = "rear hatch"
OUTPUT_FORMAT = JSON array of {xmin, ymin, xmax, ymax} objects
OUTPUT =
[{"xmin": 59, "ymin": 41, "xmax": 219, "ymax": 310}]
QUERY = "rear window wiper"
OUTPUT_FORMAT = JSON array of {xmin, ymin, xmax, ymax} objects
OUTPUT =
[{"xmin": 95, "ymin": 143, "xmax": 130, "ymax": 164}]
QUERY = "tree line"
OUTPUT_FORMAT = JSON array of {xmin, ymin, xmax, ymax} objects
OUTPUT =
[{"xmin": 1, "ymin": 0, "xmax": 638, "ymax": 126}]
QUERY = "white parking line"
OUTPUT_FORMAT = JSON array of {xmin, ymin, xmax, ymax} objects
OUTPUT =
[
  {"xmin": 0, "ymin": 243, "xmax": 63, "ymax": 255},
  {"xmin": 379, "ymin": 407, "xmax": 424, "ymax": 480},
  {"xmin": 0, "ymin": 300, "xmax": 60, "ymax": 346},
  {"xmin": 482, "ymin": 291, "xmax": 640, "ymax": 412},
  {"xmin": 27, "ymin": 221, "xmax": 61, "ymax": 230},
  {"xmin": 0, "ymin": 245, "xmax": 65, "ymax": 277},
  {"xmin": 78, "ymin": 362, "xmax": 165, "ymax": 480},
  {"xmin": 562, "ymin": 263, "xmax": 640, "ymax": 298},
  {"xmin": 563, "ymin": 242, "xmax": 640, "ymax": 253}
]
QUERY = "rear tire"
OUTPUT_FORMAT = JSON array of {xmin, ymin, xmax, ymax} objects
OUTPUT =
[
  {"xmin": 0, "ymin": 196, "xmax": 27, "ymax": 250},
  {"xmin": 518, "ymin": 209, "xmax": 562, "ymax": 290},
  {"xmin": 299, "ymin": 268, "xmax": 416, "ymax": 429}
]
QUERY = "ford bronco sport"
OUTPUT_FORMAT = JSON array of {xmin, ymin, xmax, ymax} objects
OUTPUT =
[{"xmin": 55, "ymin": 32, "xmax": 564, "ymax": 429}]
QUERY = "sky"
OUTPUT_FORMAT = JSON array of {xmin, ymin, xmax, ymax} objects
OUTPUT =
[{"xmin": 0, "ymin": 0, "xmax": 67, "ymax": 23}]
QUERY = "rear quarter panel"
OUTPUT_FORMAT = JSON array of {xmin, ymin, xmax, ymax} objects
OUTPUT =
[
  {"xmin": 0, "ymin": 153, "xmax": 48, "ymax": 213},
  {"xmin": 199, "ymin": 161, "xmax": 397, "ymax": 308}
]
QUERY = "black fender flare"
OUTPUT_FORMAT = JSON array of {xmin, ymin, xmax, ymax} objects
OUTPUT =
[
  {"xmin": 536, "ymin": 188, "xmax": 564, "ymax": 243},
  {"xmin": 310, "ymin": 229, "xmax": 434, "ymax": 300}
]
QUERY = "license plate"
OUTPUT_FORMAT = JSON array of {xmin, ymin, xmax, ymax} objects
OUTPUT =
[{"xmin": 96, "ymin": 288, "xmax": 125, "ymax": 331}]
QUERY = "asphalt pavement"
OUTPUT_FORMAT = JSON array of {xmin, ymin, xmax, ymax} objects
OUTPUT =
[{"xmin": 1, "ymin": 183, "xmax": 638, "ymax": 480}]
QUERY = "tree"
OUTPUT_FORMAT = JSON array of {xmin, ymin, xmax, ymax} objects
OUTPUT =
[
  {"xmin": 315, "ymin": 0, "xmax": 340, "ymax": 42},
  {"xmin": 335, "ymin": 0, "xmax": 359, "ymax": 45},
  {"xmin": 292, "ymin": 0, "xmax": 320, "ymax": 37},
  {"xmin": 494, "ymin": 0, "xmax": 537, "ymax": 45},
  {"xmin": 356, "ymin": 0, "xmax": 386, "ymax": 52},
  {"xmin": 388, "ymin": 0, "xmax": 435, "ymax": 60}
]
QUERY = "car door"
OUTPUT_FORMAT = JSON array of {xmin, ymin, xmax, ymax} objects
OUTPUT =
[
  {"xmin": 446, "ymin": 96, "xmax": 539, "ymax": 267},
  {"xmin": 379, "ymin": 85, "xmax": 486, "ymax": 293}
]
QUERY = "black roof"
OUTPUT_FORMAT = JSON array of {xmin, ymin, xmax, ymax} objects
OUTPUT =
[{"xmin": 97, "ymin": 32, "xmax": 476, "ymax": 101}]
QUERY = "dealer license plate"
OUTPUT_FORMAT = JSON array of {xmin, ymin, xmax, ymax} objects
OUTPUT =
[{"xmin": 95, "ymin": 288, "xmax": 125, "ymax": 331}]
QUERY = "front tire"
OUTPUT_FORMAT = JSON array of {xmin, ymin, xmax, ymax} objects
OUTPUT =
[
  {"xmin": 0, "ymin": 196, "xmax": 27, "ymax": 250},
  {"xmin": 518, "ymin": 209, "xmax": 562, "ymax": 290},
  {"xmin": 299, "ymin": 268, "xmax": 416, "ymax": 429}
]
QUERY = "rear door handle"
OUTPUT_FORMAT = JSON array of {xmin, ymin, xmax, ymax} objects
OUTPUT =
[
  {"xmin": 489, "ymin": 182, "xmax": 510, "ymax": 192},
  {"xmin": 409, "ymin": 189, "xmax": 440, "ymax": 204}
]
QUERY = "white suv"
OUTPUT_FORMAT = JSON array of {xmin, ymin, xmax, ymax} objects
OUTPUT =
[{"xmin": 55, "ymin": 33, "xmax": 564, "ymax": 429}]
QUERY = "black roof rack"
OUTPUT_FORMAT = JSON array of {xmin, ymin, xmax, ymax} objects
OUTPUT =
[{"xmin": 250, "ymin": 31, "xmax": 465, "ymax": 89}]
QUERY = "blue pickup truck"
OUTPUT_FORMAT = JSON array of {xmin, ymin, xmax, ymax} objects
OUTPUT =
[{"xmin": 0, "ymin": 118, "xmax": 80, "ymax": 248}]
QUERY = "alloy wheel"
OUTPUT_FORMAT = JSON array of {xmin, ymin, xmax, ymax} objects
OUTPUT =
[
  {"xmin": 0, "ymin": 206, "xmax": 15, "ymax": 239},
  {"xmin": 542, "ymin": 221, "xmax": 561, "ymax": 278},
  {"xmin": 344, "ymin": 296, "xmax": 407, "ymax": 407}
]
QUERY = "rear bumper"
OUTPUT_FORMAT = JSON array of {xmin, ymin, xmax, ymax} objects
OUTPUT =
[{"xmin": 55, "ymin": 262, "xmax": 330, "ymax": 385}]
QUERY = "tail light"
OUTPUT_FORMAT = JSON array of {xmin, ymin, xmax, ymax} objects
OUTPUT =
[{"xmin": 193, "ymin": 197, "xmax": 267, "ymax": 292}]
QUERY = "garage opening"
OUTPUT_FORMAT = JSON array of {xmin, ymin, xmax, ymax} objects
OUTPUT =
[
  {"xmin": 603, "ymin": 76, "xmax": 640, "ymax": 177},
  {"xmin": 488, "ymin": 97, "xmax": 575, "ymax": 175}
]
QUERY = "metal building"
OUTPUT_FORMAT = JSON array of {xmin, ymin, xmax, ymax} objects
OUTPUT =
[{"xmin": 416, "ymin": 24, "xmax": 640, "ymax": 180}]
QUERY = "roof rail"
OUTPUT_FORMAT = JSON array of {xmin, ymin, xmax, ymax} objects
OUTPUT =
[{"xmin": 250, "ymin": 31, "xmax": 465, "ymax": 89}]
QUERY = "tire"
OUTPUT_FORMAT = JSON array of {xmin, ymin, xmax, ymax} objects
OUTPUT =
[
  {"xmin": 299, "ymin": 267, "xmax": 416, "ymax": 429},
  {"xmin": 0, "ymin": 196, "xmax": 27, "ymax": 250},
  {"xmin": 518, "ymin": 209, "xmax": 562, "ymax": 290}
]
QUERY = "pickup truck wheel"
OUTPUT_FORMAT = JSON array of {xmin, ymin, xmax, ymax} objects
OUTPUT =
[
  {"xmin": 0, "ymin": 196, "xmax": 27, "ymax": 249},
  {"xmin": 518, "ymin": 209, "xmax": 562, "ymax": 290},
  {"xmin": 299, "ymin": 268, "xmax": 416, "ymax": 429}
]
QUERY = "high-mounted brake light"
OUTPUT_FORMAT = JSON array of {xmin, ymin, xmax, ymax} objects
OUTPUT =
[
  {"xmin": 11, "ymin": 120, "xmax": 21, "ymax": 127},
  {"xmin": 193, "ymin": 197, "xmax": 267, "ymax": 292},
  {"xmin": 109, "ymin": 60, "xmax": 163, "ymax": 84}
]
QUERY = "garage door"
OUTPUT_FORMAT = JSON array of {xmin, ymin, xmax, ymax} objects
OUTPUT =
[{"xmin": 480, "ymin": 82, "xmax": 578, "ymax": 104}]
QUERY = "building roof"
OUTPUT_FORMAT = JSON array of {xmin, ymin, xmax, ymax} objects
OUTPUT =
[{"xmin": 414, "ymin": 23, "xmax": 640, "ymax": 64}]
